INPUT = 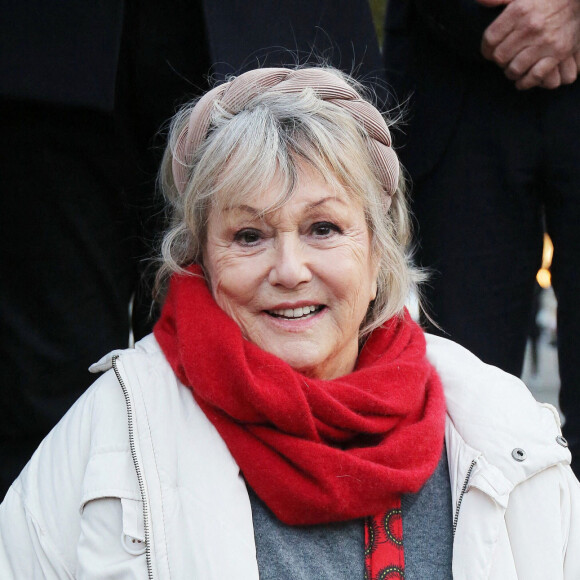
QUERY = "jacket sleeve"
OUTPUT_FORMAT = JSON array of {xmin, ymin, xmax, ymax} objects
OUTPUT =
[
  {"xmin": 563, "ymin": 466, "xmax": 580, "ymax": 577},
  {"xmin": 503, "ymin": 462, "xmax": 580, "ymax": 578},
  {"xmin": 0, "ymin": 373, "xmax": 115, "ymax": 578}
]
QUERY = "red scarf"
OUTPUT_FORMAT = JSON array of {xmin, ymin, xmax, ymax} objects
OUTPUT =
[{"xmin": 154, "ymin": 265, "xmax": 446, "ymax": 529}]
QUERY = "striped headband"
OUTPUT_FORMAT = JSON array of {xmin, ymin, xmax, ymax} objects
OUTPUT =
[{"xmin": 171, "ymin": 67, "xmax": 399, "ymax": 199}]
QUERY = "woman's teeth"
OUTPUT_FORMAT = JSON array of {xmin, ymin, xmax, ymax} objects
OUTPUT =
[{"xmin": 269, "ymin": 305, "xmax": 319, "ymax": 318}]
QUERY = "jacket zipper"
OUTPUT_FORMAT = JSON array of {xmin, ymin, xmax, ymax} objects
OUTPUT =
[
  {"xmin": 453, "ymin": 459, "xmax": 477, "ymax": 537},
  {"xmin": 112, "ymin": 355, "xmax": 155, "ymax": 580}
]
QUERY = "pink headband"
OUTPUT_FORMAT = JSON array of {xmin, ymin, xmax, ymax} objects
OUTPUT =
[{"xmin": 171, "ymin": 68, "xmax": 399, "ymax": 198}]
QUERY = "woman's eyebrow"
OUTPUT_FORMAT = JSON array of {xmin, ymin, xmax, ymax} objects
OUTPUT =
[
  {"xmin": 306, "ymin": 196, "xmax": 347, "ymax": 211},
  {"xmin": 224, "ymin": 196, "xmax": 346, "ymax": 216},
  {"xmin": 223, "ymin": 204, "xmax": 261, "ymax": 217}
]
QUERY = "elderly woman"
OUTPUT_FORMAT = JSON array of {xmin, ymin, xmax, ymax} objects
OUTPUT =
[{"xmin": 0, "ymin": 67, "xmax": 579, "ymax": 579}]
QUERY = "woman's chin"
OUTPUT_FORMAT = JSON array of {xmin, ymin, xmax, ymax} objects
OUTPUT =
[{"xmin": 256, "ymin": 338, "xmax": 357, "ymax": 380}]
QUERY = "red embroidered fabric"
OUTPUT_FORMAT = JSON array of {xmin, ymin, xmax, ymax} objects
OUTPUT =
[{"xmin": 365, "ymin": 502, "xmax": 405, "ymax": 579}]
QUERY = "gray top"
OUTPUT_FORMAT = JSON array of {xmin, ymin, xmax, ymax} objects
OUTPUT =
[
  {"xmin": 402, "ymin": 444, "xmax": 454, "ymax": 579},
  {"xmin": 248, "ymin": 446, "xmax": 453, "ymax": 579}
]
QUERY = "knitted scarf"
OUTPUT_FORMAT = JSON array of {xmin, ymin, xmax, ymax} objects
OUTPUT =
[{"xmin": 154, "ymin": 265, "xmax": 446, "ymax": 527}]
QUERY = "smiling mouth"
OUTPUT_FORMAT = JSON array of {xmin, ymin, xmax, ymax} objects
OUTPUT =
[{"xmin": 266, "ymin": 305, "xmax": 325, "ymax": 319}]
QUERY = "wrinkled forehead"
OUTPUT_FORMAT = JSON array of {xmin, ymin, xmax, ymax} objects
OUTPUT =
[{"xmin": 210, "ymin": 156, "xmax": 360, "ymax": 220}]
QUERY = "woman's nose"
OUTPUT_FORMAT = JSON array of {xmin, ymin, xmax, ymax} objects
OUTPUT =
[{"xmin": 268, "ymin": 234, "xmax": 312, "ymax": 288}]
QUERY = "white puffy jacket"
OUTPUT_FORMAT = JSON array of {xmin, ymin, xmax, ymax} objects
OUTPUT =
[{"xmin": 0, "ymin": 334, "xmax": 578, "ymax": 579}]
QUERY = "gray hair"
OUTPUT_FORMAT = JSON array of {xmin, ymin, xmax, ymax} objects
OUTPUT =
[{"xmin": 155, "ymin": 66, "xmax": 422, "ymax": 338}]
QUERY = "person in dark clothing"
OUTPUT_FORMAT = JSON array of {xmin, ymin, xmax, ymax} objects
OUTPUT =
[
  {"xmin": 0, "ymin": 0, "xmax": 382, "ymax": 498},
  {"xmin": 383, "ymin": 0, "xmax": 580, "ymax": 475}
]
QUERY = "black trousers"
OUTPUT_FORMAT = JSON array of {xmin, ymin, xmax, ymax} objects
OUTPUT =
[
  {"xmin": 0, "ymin": 103, "xmax": 137, "ymax": 491},
  {"xmin": 412, "ymin": 71, "xmax": 580, "ymax": 472},
  {"xmin": 0, "ymin": 0, "xmax": 211, "ymax": 497}
]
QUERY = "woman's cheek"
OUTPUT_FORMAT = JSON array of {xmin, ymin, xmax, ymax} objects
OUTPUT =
[{"xmin": 211, "ymin": 266, "xmax": 259, "ymax": 315}]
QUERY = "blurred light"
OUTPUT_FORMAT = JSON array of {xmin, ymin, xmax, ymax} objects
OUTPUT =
[
  {"xmin": 536, "ymin": 268, "xmax": 551, "ymax": 289},
  {"xmin": 537, "ymin": 233, "xmax": 554, "ymax": 288},
  {"xmin": 541, "ymin": 233, "xmax": 554, "ymax": 269}
]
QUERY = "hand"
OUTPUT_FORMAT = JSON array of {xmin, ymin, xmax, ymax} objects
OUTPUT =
[
  {"xmin": 478, "ymin": 0, "xmax": 580, "ymax": 89},
  {"xmin": 510, "ymin": 53, "xmax": 578, "ymax": 89},
  {"xmin": 537, "ymin": 53, "xmax": 579, "ymax": 89}
]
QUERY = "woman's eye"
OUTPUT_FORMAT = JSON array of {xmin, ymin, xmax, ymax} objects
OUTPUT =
[
  {"xmin": 234, "ymin": 228, "xmax": 262, "ymax": 246},
  {"xmin": 311, "ymin": 222, "xmax": 341, "ymax": 237}
]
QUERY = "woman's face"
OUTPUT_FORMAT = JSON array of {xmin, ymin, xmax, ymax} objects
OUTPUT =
[{"xmin": 203, "ymin": 164, "xmax": 379, "ymax": 380}]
